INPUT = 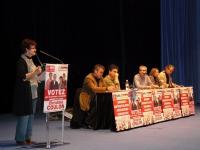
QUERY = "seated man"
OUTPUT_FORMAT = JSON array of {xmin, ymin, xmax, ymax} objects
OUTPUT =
[
  {"xmin": 158, "ymin": 64, "xmax": 180, "ymax": 88},
  {"xmin": 103, "ymin": 64, "xmax": 120, "ymax": 90},
  {"xmin": 70, "ymin": 64, "xmax": 116, "ymax": 129},
  {"xmin": 133, "ymin": 65, "xmax": 155, "ymax": 89}
]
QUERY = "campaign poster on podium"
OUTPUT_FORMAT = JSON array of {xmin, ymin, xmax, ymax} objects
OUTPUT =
[{"xmin": 43, "ymin": 64, "xmax": 68, "ymax": 113}]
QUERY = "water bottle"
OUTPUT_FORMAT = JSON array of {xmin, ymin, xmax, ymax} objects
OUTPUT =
[{"xmin": 125, "ymin": 80, "xmax": 129, "ymax": 90}]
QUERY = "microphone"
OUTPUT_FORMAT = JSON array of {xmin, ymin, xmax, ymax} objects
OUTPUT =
[
  {"xmin": 36, "ymin": 53, "xmax": 43, "ymax": 66},
  {"xmin": 39, "ymin": 50, "xmax": 64, "ymax": 64},
  {"xmin": 36, "ymin": 53, "xmax": 45, "ymax": 71}
]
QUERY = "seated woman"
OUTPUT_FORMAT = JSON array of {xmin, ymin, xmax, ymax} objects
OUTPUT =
[{"xmin": 149, "ymin": 68, "xmax": 160, "ymax": 88}]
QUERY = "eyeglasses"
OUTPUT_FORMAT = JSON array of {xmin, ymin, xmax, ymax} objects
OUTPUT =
[{"xmin": 140, "ymin": 70, "xmax": 147, "ymax": 71}]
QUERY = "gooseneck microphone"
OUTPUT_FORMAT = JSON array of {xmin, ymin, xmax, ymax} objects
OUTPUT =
[
  {"xmin": 39, "ymin": 50, "xmax": 64, "ymax": 64},
  {"xmin": 36, "ymin": 53, "xmax": 45, "ymax": 71},
  {"xmin": 36, "ymin": 53, "xmax": 43, "ymax": 66}
]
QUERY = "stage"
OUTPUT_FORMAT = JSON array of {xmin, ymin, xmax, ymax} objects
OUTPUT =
[{"xmin": 0, "ymin": 105, "xmax": 200, "ymax": 150}]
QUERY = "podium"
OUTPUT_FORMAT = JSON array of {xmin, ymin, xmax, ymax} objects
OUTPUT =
[{"xmin": 39, "ymin": 63, "xmax": 69, "ymax": 149}]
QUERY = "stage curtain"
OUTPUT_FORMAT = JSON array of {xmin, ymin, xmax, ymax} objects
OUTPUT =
[{"xmin": 160, "ymin": 0, "xmax": 200, "ymax": 103}]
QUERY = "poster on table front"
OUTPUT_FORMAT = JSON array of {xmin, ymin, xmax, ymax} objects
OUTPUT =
[
  {"xmin": 112, "ymin": 90, "xmax": 132, "ymax": 131},
  {"xmin": 172, "ymin": 88, "xmax": 182, "ymax": 119},
  {"xmin": 141, "ymin": 90, "xmax": 154, "ymax": 125},
  {"xmin": 188, "ymin": 87, "xmax": 195, "ymax": 115},
  {"xmin": 131, "ymin": 90, "xmax": 143, "ymax": 128},
  {"xmin": 43, "ymin": 64, "xmax": 68, "ymax": 113},
  {"xmin": 179, "ymin": 87, "xmax": 190, "ymax": 116},
  {"xmin": 153, "ymin": 89, "xmax": 164, "ymax": 123},
  {"xmin": 162, "ymin": 89, "xmax": 174, "ymax": 121}
]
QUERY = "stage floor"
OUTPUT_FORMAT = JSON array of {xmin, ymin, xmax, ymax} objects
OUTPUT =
[{"xmin": 0, "ymin": 106, "xmax": 200, "ymax": 150}]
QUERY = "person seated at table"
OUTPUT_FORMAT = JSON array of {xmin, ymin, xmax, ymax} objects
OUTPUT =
[
  {"xmin": 158, "ymin": 64, "xmax": 180, "ymax": 88},
  {"xmin": 133, "ymin": 65, "xmax": 156, "ymax": 89},
  {"xmin": 70, "ymin": 64, "xmax": 116, "ymax": 129},
  {"xmin": 103, "ymin": 64, "xmax": 120, "ymax": 90},
  {"xmin": 149, "ymin": 68, "xmax": 160, "ymax": 88}
]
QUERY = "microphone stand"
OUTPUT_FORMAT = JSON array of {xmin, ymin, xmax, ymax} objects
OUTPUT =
[
  {"xmin": 40, "ymin": 50, "xmax": 64, "ymax": 64},
  {"xmin": 39, "ymin": 50, "xmax": 65, "ymax": 147}
]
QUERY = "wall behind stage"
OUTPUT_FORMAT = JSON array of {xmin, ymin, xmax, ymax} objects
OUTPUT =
[{"xmin": 2, "ymin": 0, "xmax": 160, "ymax": 114}]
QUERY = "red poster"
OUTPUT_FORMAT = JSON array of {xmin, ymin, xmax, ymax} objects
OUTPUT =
[
  {"xmin": 112, "ymin": 91, "xmax": 132, "ymax": 131},
  {"xmin": 43, "ymin": 64, "xmax": 68, "ymax": 113},
  {"xmin": 153, "ymin": 89, "xmax": 164, "ymax": 123},
  {"xmin": 141, "ymin": 90, "xmax": 154, "ymax": 125},
  {"xmin": 179, "ymin": 87, "xmax": 190, "ymax": 117},
  {"xmin": 188, "ymin": 87, "xmax": 195, "ymax": 115},
  {"xmin": 172, "ymin": 88, "xmax": 182, "ymax": 118},
  {"xmin": 162, "ymin": 89, "xmax": 174, "ymax": 120},
  {"xmin": 130, "ymin": 90, "xmax": 143, "ymax": 128}
]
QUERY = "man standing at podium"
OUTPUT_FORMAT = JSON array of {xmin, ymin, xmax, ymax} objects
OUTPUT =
[{"xmin": 13, "ymin": 38, "xmax": 42, "ymax": 145}]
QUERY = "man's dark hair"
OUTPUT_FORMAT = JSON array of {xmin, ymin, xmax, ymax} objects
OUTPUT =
[{"xmin": 108, "ymin": 64, "xmax": 119, "ymax": 71}]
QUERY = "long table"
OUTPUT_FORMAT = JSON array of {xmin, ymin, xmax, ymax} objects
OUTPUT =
[
  {"xmin": 95, "ymin": 87, "xmax": 195, "ymax": 131},
  {"xmin": 94, "ymin": 93, "xmax": 115, "ymax": 130}
]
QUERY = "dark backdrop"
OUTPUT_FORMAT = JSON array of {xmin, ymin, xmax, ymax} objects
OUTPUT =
[{"xmin": 2, "ymin": 0, "xmax": 160, "ymax": 114}]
